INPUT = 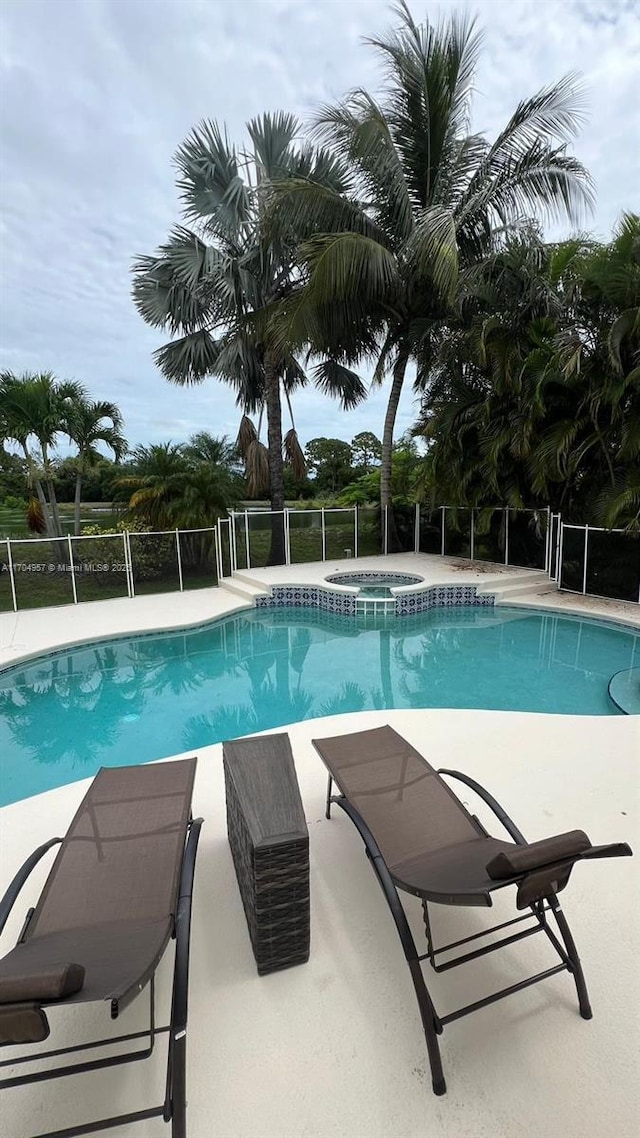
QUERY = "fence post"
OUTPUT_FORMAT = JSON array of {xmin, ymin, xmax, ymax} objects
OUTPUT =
[
  {"xmin": 582, "ymin": 525, "xmax": 589, "ymax": 595},
  {"xmin": 124, "ymin": 531, "xmax": 134, "ymax": 597},
  {"xmin": 414, "ymin": 503, "xmax": 420, "ymax": 554},
  {"xmin": 244, "ymin": 510, "xmax": 250, "ymax": 570},
  {"xmin": 544, "ymin": 507, "xmax": 551, "ymax": 575},
  {"xmin": 470, "ymin": 509, "xmax": 475, "ymax": 561},
  {"xmin": 354, "ymin": 506, "xmax": 358, "ymax": 559},
  {"xmin": 321, "ymin": 508, "xmax": 326, "ymax": 561},
  {"xmin": 215, "ymin": 522, "xmax": 223, "ymax": 580},
  {"xmin": 6, "ymin": 539, "xmax": 18, "ymax": 612},
  {"xmin": 230, "ymin": 513, "xmax": 237, "ymax": 574},
  {"xmin": 504, "ymin": 509, "xmax": 509, "ymax": 566},
  {"xmin": 67, "ymin": 535, "xmax": 78, "ymax": 604},
  {"xmin": 283, "ymin": 510, "xmax": 290, "ymax": 566},
  {"xmin": 553, "ymin": 521, "xmax": 562, "ymax": 587},
  {"xmin": 175, "ymin": 529, "xmax": 184, "ymax": 592},
  {"xmin": 383, "ymin": 506, "xmax": 388, "ymax": 555},
  {"xmin": 440, "ymin": 506, "xmax": 445, "ymax": 557}
]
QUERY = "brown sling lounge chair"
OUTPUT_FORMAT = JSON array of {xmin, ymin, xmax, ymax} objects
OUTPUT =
[
  {"xmin": 0, "ymin": 758, "xmax": 202, "ymax": 1138},
  {"xmin": 312, "ymin": 725, "xmax": 632, "ymax": 1096}
]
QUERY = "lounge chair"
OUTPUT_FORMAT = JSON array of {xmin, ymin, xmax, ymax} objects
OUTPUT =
[
  {"xmin": 0, "ymin": 758, "xmax": 202, "ymax": 1138},
  {"xmin": 312, "ymin": 725, "xmax": 632, "ymax": 1096}
]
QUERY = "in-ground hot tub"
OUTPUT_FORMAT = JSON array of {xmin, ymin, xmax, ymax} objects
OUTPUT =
[{"xmin": 324, "ymin": 571, "xmax": 424, "ymax": 598}]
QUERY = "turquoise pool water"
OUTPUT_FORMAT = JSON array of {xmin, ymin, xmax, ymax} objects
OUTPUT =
[{"xmin": 0, "ymin": 605, "xmax": 637, "ymax": 806}]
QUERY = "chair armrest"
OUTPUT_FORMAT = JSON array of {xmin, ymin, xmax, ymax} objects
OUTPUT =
[
  {"xmin": 437, "ymin": 769, "xmax": 527, "ymax": 845},
  {"xmin": 0, "ymin": 838, "xmax": 62, "ymax": 938}
]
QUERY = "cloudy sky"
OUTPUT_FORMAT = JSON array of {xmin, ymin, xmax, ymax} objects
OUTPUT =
[{"xmin": 1, "ymin": 0, "xmax": 638, "ymax": 457}]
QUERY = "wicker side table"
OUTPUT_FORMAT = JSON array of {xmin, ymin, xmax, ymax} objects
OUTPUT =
[{"xmin": 223, "ymin": 733, "xmax": 310, "ymax": 975}]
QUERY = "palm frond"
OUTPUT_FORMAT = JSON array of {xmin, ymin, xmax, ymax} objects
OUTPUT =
[
  {"xmin": 282, "ymin": 428, "xmax": 307, "ymax": 480},
  {"xmin": 311, "ymin": 360, "xmax": 367, "ymax": 408},
  {"xmin": 236, "ymin": 415, "xmax": 258, "ymax": 460},
  {"xmin": 245, "ymin": 439, "xmax": 270, "ymax": 497},
  {"xmin": 153, "ymin": 331, "xmax": 222, "ymax": 385}
]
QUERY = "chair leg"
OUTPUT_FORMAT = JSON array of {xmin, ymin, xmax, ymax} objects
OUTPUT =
[
  {"xmin": 548, "ymin": 897, "xmax": 592, "ymax": 1020},
  {"xmin": 408, "ymin": 958, "xmax": 447, "ymax": 1095},
  {"xmin": 325, "ymin": 774, "xmax": 333, "ymax": 820},
  {"xmin": 170, "ymin": 1033, "xmax": 187, "ymax": 1138}
]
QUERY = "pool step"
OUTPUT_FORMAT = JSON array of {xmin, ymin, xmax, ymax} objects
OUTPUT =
[
  {"xmin": 479, "ymin": 572, "xmax": 556, "ymax": 604},
  {"xmin": 219, "ymin": 577, "xmax": 269, "ymax": 604}
]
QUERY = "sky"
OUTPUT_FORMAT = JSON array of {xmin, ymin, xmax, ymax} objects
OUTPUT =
[{"xmin": 1, "ymin": 0, "xmax": 639, "ymax": 457}]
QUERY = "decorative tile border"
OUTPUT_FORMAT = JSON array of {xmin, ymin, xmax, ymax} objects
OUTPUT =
[
  {"xmin": 395, "ymin": 584, "xmax": 495, "ymax": 615},
  {"xmin": 254, "ymin": 582, "xmax": 494, "ymax": 616},
  {"xmin": 255, "ymin": 585, "xmax": 357, "ymax": 616}
]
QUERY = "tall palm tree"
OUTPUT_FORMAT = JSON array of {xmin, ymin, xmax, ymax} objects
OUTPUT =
[
  {"xmin": 63, "ymin": 394, "xmax": 126, "ymax": 535},
  {"xmin": 0, "ymin": 370, "xmax": 84, "ymax": 537},
  {"xmin": 132, "ymin": 112, "xmax": 366, "ymax": 563},
  {"xmin": 269, "ymin": 2, "xmax": 593, "ymax": 544}
]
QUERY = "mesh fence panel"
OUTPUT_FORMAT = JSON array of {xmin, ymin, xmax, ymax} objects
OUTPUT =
[
  {"xmin": 418, "ymin": 508, "xmax": 441, "ymax": 554},
  {"xmin": 507, "ymin": 509, "xmax": 547, "ymax": 569},
  {"xmin": 10, "ymin": 538, "xmax": 74, "ymax": 609},
  {"xmin": 248, "ymin": 512, "xmax": 280, "ymax": 569},
  {"xmin": 288, "ymin": 510, "xmax": 323, "ymax": 564},
  {"xmin": 585, "ymin": 530, "xmax": 640, "ymax": 602},
  {"xmin": 0, "ymin": 541, "xmax": 14, "ymax": 611},
  {"xmin": 70, "ymin": 533, "xmax": 129, "ymax": 602},
  {"xmin": 386, "ymin": 505, "xmax": 416, "ymax": 553},
  {"xmin": 232, "ymin": 515, "xmax": 249, "ymax": 570},
  {"xmin": 443, "ymin": 509, "xmax": 471, "ymax": 558},
  {"xmin": 560, "ymin": 527, "xmax": 585, "ymax": 592},
  {"xmin": 324, "ymin": 510, "xmax": 356, "ymax": 560},
  {"xmin": 473, "ymin": 509, "xmax": 506, "ymax": 564},
  {"xmin": 129, "ymin": 532, "xmax": 180, "ymax": 596},
  {"xmin": 179, "ymin": 529, "xmax": 218, "ymax": 590},
  {"xmin": 357, "ymin": 507, "xmax": 381, "ymax": 556}
]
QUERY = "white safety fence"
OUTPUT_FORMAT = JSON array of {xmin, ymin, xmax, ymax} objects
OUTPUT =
[{"xmin": 1, "ymin": 507, "xmax": 637, "ymax": 611}]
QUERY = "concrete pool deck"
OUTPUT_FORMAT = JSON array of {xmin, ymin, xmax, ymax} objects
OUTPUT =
[
  {"xmin": 0, "ymin": 554, "xmax": 639, "ymax": 1136},
  {"xmin": 0, "ymin": 709, "xmax": 638, "ymax": 1138}
]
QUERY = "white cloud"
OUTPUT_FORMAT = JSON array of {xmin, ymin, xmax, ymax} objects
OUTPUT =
[{"xmin": 1, "ymin": 0, "xmax": 638, "ymax": 450}]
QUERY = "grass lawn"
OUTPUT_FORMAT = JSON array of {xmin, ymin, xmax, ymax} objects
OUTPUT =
[{"xmin": 0, "ymin": 503, "xmax": 120, "ymax": 539}]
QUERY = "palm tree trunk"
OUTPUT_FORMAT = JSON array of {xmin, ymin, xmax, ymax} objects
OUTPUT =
[
  {"xmin": 264, "ymin": 348, "xmax": 286, "ymax": 565},
  {"xmin": 35, "ymin": 480, "xmax": 55, "ymax": 536},
  {"xmin": 46, "ymin": 479, "xmax": 64, "ymax": 539},
  {"xmin": 21, "ymin": 444, "xmax": 55, "ymax": 536},
  {"xmin": 74, "ymin": 468, "xmax": 83, "ymax": 536},
  {"xmin": 380, "ymin": 347, "xmax": 409, "ymax": 553}
]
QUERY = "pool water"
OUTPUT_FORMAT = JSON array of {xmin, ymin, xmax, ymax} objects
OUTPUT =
[{"xmin": 0, "ymin": 605, "xmax": 637, "ymax": 806}]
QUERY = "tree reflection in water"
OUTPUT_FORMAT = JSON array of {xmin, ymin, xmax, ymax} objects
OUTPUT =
[{"xmin": 0, "ymin": 646, "xmax": 143, "ymax": 766}]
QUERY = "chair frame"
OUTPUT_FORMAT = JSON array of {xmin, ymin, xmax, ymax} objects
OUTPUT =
[
  {"xmin": 0, "ymin": 816, "xmax": 203, "ymax": 1138},
  {"xmin": 325, "ymin": 769, "xmax": 594, "ymax": 1097}
]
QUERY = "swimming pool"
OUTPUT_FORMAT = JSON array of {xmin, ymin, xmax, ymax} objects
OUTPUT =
[{"xmin": 0, "ymin": 604, "xmax": 637, "ymax": 806}]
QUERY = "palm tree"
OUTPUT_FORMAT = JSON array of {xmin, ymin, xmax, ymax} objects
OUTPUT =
[
  {"xmin": 132, "ymin": 113, "xmax": 366, "ymax": 563},
  {"xmin": 116, "ymin": 440, "xmax": 241, "ymax": 530},
  {"xmin": 417, "ymin": 214, "xmax": 640, "ymax": 527},
  {"xmin": 0, "ymin": 370, "xmax": 85, "ymax": 537},
  {"xmin": 63, "ymin": 394, "xmax": 126, "ymax": 535},
  {"xmin": 269, "ymin": 2, "xmax": 593, "ymax": 545}
]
